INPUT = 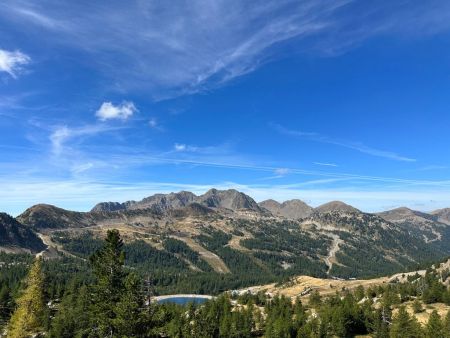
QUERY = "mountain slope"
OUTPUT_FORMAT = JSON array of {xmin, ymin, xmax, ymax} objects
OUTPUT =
[
  {"xmin": 314, "ymin": 201, "xmax": 360, "ymax": 214},
  {"xmin": 11, "ymin": 190, "xmax": 450, "ymax": 281},
  {"xmin": 378, "ymin": 207, "xmax": 449, "ymax": 244},
  {"xmin": 259, "ymin": 199, "xmax": 313, "ymax": 219},
  {"xmin": 18, "ymin": 204, "xmax": 97, "ymax": 229},
  {"xmin": 432, "ymin": 208, "xmax": 450, "ymax": 225},
  {"xmin": 0, "ymin": 213, "xmax": 45, "ymax": 253},
  {"xmin": 92, "ymin": 191, "xmax": 197, "ymax": 212}
]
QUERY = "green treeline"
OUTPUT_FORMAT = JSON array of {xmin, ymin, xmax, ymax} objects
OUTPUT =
[{"xmin": 1, "ymin": 231, "xmax": 450, "ymax": 337}]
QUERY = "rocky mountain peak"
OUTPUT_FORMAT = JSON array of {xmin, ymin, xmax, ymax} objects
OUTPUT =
[
  {"xmin": 91, "ymin": 201, "xmax": 127, "ymax": 212},
  {"xmin": 198, "ymin": 189, "xmax": 262, "ymax": 212}
]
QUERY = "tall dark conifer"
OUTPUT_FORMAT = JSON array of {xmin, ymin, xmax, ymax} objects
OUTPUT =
[{"xmin": 90, "ymin": 229, "xmax": 127, "ymax": 337}]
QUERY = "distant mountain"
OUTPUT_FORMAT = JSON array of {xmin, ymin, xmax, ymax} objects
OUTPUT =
[
  {"xmin": 197, "ymin": 189, "xmax": 263, "ymax": 212},
  {"xmin": 6, "ymin": 189, "xmax": 450, "ymax": 280},
  {"xmin": 18, "ymin": 204, "xmax": 97, "ymax": 229},
  {"xmin": 314, "ymin": 201, "xmax": 360, "ymax": 214},
  {"xmin": 378, "ymin": 207, "xmax": 449, "ymax": 244},
  {"xmin": 0, "ymin": 213, "xmax": 45, "ymax": 253},
  {"xmin": 431, "ymin": 208, "xmax": 450, "ymax": 225},
  {"xmin": 91, "ymin": 201, "xmax": 127, "ymax": 212},
  {"xmin": 259, "ymin": 199, "xmax": 313, "ymax": 219},
  {"xmin": 92, "ymin": 189, "xmax": 264, "ymax": 214},
  {"xmin": 92, "ymin": 191, "xmax": 197, "ymax": 213},
  {"xmin": 378, "ymin": 207, "xmax": 434, "ymax": 223}
]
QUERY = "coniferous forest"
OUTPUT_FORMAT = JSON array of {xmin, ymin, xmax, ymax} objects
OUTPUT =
[{"xmin": 0, "ymin": 230, "xmax": 449, "ymax": 337}]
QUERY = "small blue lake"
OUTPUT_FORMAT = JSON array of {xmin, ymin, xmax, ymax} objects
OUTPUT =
[{"xmin": 157, "ymin": 296, "xmax": 210, "ymax": 305}]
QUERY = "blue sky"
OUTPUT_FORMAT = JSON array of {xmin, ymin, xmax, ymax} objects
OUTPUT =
[{"xmin": 1, "ymin": 0, "xmax": 450, "ymax": 215}]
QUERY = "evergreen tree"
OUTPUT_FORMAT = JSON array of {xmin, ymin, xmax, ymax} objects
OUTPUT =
[
  {"xmin": 89, "ymin": 229, "xmax": 128, "ymax": 337},
  {"xmin": 7, "ymin": 259, "xmax": 46, "ymax": 338},
  {"xmin": 0, "ymin": 283, "xmax": 12, "ymax": 328},
  {"xmin": 390, "ymin": 306, "xmax": 422, "ymax": 338},
  {"xmin": 114, "ymin": 272, "xmax": 145, "ymax": 337},
  {"xmin": 372, "ymin": 308, "xmax": 390, "ymax": 338},
  {"xmin": 443, "ymin": 310, "xmax": 450, "ymax": 338},
  {"xmin": 49, "ymin": 282, "xmax": 90, "ymax": 338},
  {"xmin": 412, "ymin": 299, "xmax": 423, "ymax": 313},
  {"xmin": 425, "ymin": 310, "xmax": 444, "ymax": 338},
  {"xmin": 309, "ymin": 290, "xmax": 322, "ymax": 308}
]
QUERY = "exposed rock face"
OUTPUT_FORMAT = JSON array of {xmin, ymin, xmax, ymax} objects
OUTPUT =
[
  {"xmin": 0, "ymin": 213, "xmax": 45, "ymax": 252},
  {"xmin": 91, "ymin": 201, "xmax": 127, "ymax": 212},
  {"xmin": 259, "ymin": 199, "xmax": 313, "ymax": 219},
  {"xmin": 197, "ymin": 189, "xmax": 263, "ymax": 212},
  {"xmin": 133, "ymin": 191, "xmax": 197, "ymax": 211},
  {"xmin": 91, "ymin": 189, "xmax": 262, "ymax": 213},
  {"xmin": 314, "ymin": 201, "xmax": 360, "ymax": 214}
]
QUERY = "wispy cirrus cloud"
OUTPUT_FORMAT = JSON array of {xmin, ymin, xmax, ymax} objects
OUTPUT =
[
  {"xmin": 3, "ymin": 1, "xmax": 449, "ymax": 98},
  {"xmin": 314, "ymin": 162, "xmax": 338, "ymax": 167},
  {"xmin": 49, "ymin": 124, "xmax": 124, "ymax": 155},
  {"xmin": 272, "ymin": 123, "xmax": 416, "ymax": 162},
  {"xmin": 0, "ymin": 49, "xmax": 30, "ymax": 78},
  {"xmin": 415, "ymin": 165, "xmax": 448, "ymax": 172}
]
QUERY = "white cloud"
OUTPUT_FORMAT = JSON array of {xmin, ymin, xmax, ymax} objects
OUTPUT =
[
  {"xmin": 70, "ymin": 162, "xmax": 94, "ymax": 174},
  {"xmin": 174, "ymin": 143, "xmax": 187, "ymax": 152},
  {"xmin": 314, "ymin": 162, "xmax": 338, "ymax": 167},
  {"xmin": 173, "ymin": 143, "xmax": 202, "ymax": 152},
  {"xmin": 50, "ymin": 126, "xmax": 71, "ymax": 154},
  {"xmin": 95, "ymin": 101, "xmax": 137, "ymax": 121},
  {"xmin": 274, "ymin": 168, "xmax": 291, "ymax": 176},
  {"xmin": 0, "ymin": 49, "xmax": 30, "ymax": 78},
  {"xmin": 148, "ymin": 118, "xmax": 157, "ymax": 128}
]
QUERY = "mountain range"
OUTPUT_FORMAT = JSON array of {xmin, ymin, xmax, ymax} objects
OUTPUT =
[{"xmin": 2, "ymin": 189, "xmax": 450, "ymax": 280}]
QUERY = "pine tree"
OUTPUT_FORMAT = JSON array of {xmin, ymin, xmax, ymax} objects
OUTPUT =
[
  {"xmin": 412, "ymin": 299, "xmax": 423, "ymax": 313},
  {"xmin": 390, "ymin": 306, "xmax": 422, "ymax": 338},
  {"xmin": 443, "ymin": 310, "xmax": 450, "ymax": 338},
  {"xmin": 425, "ymin": 310, "xmax": 444, "ymax": 338},
  {"xmin": 114, "ymin": 272, "xmax": 145, "ymax": 336},
  {"xmin": 0, "ymin": 283, "xmax": 12, "ymax": 328},
  {"xmin": 89, "ymin": 229, "xmax": 127, "ymax": 337},
  {"xmin": 49, "ymin": 282, "xmax": 90, "ymax": 338},
  {"xmin": 7, "ymin": 258, "xmax": 46, "ymax": 338}
]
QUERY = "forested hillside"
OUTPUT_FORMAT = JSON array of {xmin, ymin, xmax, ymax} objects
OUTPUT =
[{"xmin": 1, "ymin": 230, "xmax": 450, "ymax": 337}]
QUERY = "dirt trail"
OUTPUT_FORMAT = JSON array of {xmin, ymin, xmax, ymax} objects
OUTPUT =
[
  {"xmin": 226, "ymin": 232, "xmax": 253, "ymax": 252},
  {"xmin": 172, "ymin": 236, "xmax": 230, "ymax": 274},
  {"xmin": 35, "ymin": 233, "xmax": 83, "ymax": 260},
  {"xmin": 423, "ymin": 228, "xmax": 442, "ymax": 243},
  {"xmin": 325, "ymin": 234, "xmax": 343, "ymax": 275},
  {"xmin": 237, "ymin": 275, "xmax": 389, "ymax": 301}
]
